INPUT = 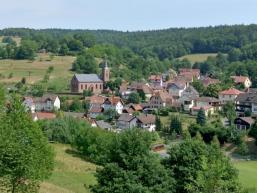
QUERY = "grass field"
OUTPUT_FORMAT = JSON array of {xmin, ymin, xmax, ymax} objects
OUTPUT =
[
  {"xmin": 0, "ymin": 36, "xmax": 21, "ymax": 46},
  {"xmin": 0, "ymin": 53, "xmax": 75, "ymax": 86},
  {"xmin": 160, "ymin": 112, "xmax": 196, "ymax": 129},
  {"xmin": 234, "ymin": 161, "xmax": 257, "ymax": 189},
  {"xmin": 178, "ymin": 53, "xmax": 218, "ymax": 63},
  {"xmin": 40, "ymin": 143, "xmax": 97, "ymax": 193}
]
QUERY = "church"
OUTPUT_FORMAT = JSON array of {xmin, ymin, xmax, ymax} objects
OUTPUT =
[{"xmin": 71, "ymin": 62, "xmax": 110, "ymax": 94}]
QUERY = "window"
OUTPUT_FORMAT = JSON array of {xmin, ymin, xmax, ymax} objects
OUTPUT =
[
  {"xmin": 85, "ymin": 84, "xmax": 87, "ymax": 89},
  {"xmin": 100, "ymin": 84, "xmax": 102, "ymax": 89},
  {"xmin": 81, "ymin": 84, "xmax": 83, "ymax": 90},
  {"xmin": 96, "ymin": 84, "xmax": 98, "ymax": 89}
]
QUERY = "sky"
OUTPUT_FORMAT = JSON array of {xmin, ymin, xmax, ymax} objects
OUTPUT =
[{"xmin": 0, "ymin": 0, "xmax": 257, "ymax": 31}]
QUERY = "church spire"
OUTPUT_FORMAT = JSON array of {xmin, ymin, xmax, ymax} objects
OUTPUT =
[{"xmin": 102, "ymin": 57, "xmax": 110, "ymax": 82}]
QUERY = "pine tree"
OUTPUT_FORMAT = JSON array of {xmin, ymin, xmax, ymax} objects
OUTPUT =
[
  {"xmin": 197, "ymin": 108, "xmax": 206, "ymax": 126},
  {"xmin": 155, "ymin": 116, "xmax": 162, "ymax": 131},
  {"xmin": 170, "ymin": 116, "xmax": 182, "ymax": 134}
]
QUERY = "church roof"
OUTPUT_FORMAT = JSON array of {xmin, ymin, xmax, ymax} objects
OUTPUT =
[{"xmin": 74, "ymin": 74, "xmax": 103, "ymax": 83}]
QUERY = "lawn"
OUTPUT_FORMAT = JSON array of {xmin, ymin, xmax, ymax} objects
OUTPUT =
[
  {"xmin": 178, "ymin": 53, "xmax": 218, "ymax": 63},
  {"xmin": 234, "ymin": 161, "xmax": 257, "ymax": 189},
  {"xmin": 0, "ymin": 53, "xmax": 75, "ymax": 86},
  {"xmin": 40, "ymin": 143, "xmax": 97, "ymax": 193},
  {"xmin": 160, "ymin": 112, "xmax": 196, "ymax": 129},
  {"xmin": 0, "ymin": 36, "xmax": 21, "ymax": 46}
]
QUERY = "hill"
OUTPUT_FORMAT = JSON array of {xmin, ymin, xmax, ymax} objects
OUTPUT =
[{"xmin": 40, "ymin": 143, "xmax": 97, "ymax": 193}]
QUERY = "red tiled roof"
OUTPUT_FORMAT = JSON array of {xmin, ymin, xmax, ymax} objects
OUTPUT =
[
  {"xmin": 231, "ymin": 76, "xmax": 249, "ymax": 84},
  {"xmin": 33, "ymin": 112, "xmax": 56, "ymax": 120},
  {"xmin": 89, "ymin": 95, "xmax": 106, "ymax": 104},
  {"xmin": 220, "ymin": 88, "xmax": 243, "ymax": 95}
]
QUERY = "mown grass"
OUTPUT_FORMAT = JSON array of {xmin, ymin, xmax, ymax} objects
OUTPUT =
[
  {"xmin": 160, "ymin": 112, "xmax": 196, "ymax": 129},
  {"xmin": 0, "ymin": 36, "xmax": 21, "ymax": 46},
  {"xmin": 178, "ymin": 53, "xmax": 218, "ymax": 63},
  {"xmin": 234, "ymin": 161, "xmax": 257, "ymax": 189},
  {"xmin": 40, "ymin": 143, "xmax": 97, "ymax": 193},
  {"xmin": 0, "ymin": 53, "xmax": 75, "ymax": 86}
]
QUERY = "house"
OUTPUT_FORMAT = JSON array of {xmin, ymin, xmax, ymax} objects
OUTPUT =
[
  {"xmin": 96, "ymin": 120, "xmax": 113, "ymax": 131},
  {"xmin": 117, "ymin": 114, "xmax": 138, "ymax": 129},
  {"xmin": 179, "ymin": 86, "xmax": 199, "ymax": 111},
  {"xmin": 23, "ymin": 94, "xmax": 60, "ymax": 113},
  {"xmin": 102, "ymin": 96, "xmax": 124, "ymax": 114},
  {"xmin": 235, "ymin": 93, "xmax": 257, "ymax": 116},
  {"xmin": 201, "ymin": 77, "xmax": 220, "ymax": 87},
  {"xmin": 149, "ymin": 91, "xmax": 173, "ymax": 109},
  {"xmin": 195, "ymin": 97, "xmax": 221, "ymax": 110},
  {"xmin": 167, "ymin": 80, "xmax": 187, "ymax": 99},
  {"xmin": 88, "ymin": 106, "xmax": 104, "ymax": 119},
  {"xmin": 137, "ymin": 114, "xmax": 156, "ymax": 132},
  {"xmin": 32, "ymin": 112, "xmax": 56, "ymax": 121},
  {"xmin": 71, "ymin": 62, "xmax": 110, "ymax": 94},
  {"xmin": 88, "ymin": 95, "xmax": 106, "ymax": 108},
  {"xmin": 191, "ymin": 106, "xmax": 215, "ymax": 116},
  {"xmin": 122, "ymin": 82, "xmax": 153, "ymax": 101},
  {"xmin": 149, "ymin": 75, "xmax": 163, "ymax": 87},
  {"xmin": 234, "ymin": 117, "xmax": 255, "ymax": 130},
  {"xmin": 179, "ymin": 68, "xmax": 200, "ymax": 80},
  {"xmin": 219, "ymin": 88, "xmax": 243, "ymax": 104},
  {"xmin": 71, "ymin": 74, "xmax": 104, "ymax": 94},
  {"xmin": 231, "ymin": 76, "xmax": 252, "ymax": 88}
]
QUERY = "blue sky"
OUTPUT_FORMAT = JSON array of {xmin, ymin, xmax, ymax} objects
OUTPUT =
[{"xmin": 0, "ymin": 0, "xmax": 257, "ymax": 31}]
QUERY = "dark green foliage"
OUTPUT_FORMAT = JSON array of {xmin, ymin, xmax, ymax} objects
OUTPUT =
[
  {"xmin": 164, "ymin": 139, "xmax": 240, "ymax": 193},
  {"xmin": 15, "ymin": 40, "xmax": 38, "ymax": 60},
  {"xmin": 91, "ymin": 129, "xmax": 175, "ymax": 193},
  {"xmin": 170, "ymin": 116, "xmax": 182, "ymax": 134},
  {"xmin": 83, "ymin": 90, "xmax": 93, "ymax": 97},
  {"xmin": 72, "ymin": 52, "xmax": 98, "ymax": 74},
  {"xmin": 203, "ymin": 84, "xmax": 221, "ymax": 98},
  {"xmin": 39, "ymin": 116, "xmax": 89, "ymax": 144},
  {"xmin": 249, "ymin": 121, "xmax": 257, "ymax": 145},
  {"xmin": 69, "ymin": 98, "xmax": 83, "ymax": 112},
  {"xmin": 196, "ymin": 108, "xmax": 206, "ymax": 126},
  {"xmin": 192, "ymin": 80, "xmax": 205, "ymax": 96},
  {"xmin": 128, "ymin": 92, "xmax": 141, "ymax": 104},
  {"xmin": 223, "ymin": 102, "xmax": 236, "ymax": 126},
  {"xmin": 155, "ymin": 116, "xmax": 163, "ymax": 131},
  {"xmin": 0, "ymin": 96, "xmax": 54, "ymax": 193}
]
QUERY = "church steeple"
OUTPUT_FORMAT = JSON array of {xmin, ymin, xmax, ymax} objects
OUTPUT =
[{"xmin": 102, "ymin": 59, "xmax": 110, "ymax": 82}]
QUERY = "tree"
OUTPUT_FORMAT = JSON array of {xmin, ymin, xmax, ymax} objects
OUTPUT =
[
  {"xmin": 203, "ymin": 84, "xmax": 221, "ymax": 98},
  {"xmin": 223, "ymin": 101, "xmax": 236, "ymax": 126},
  {"xmin": 249, "ymin": 121, "xmax": 257, "ymax": 145},
  {"xmin": 155, "ymin": 116, "xmax": 163, "ymax": 131},
  {"xmin": 59, "ymin": 44, "xmax": 69, "ymax": 55},
  {"xmin": 15, "ymin": 40, "xmax": 38, "ymax": 60},
  {"xmin": 170, "ymin": 115, "xmax": 182, "ymax": 135},
  {"xmin": 72, "ymin": 53, "xmax": 98, "ymax": 74},
  {"xmin": 0, "ymin": 96, "xmax": 54, "ymax": 193},
  {"xmin": 191, "ymin": 80, "xmax": 205, "ymax": 96},
  {"xmin": 164, "ymin": 139, "xmax": 240, "ymax": 193},
  {"xmin": 128, "ymin": 92, "xmax": 141, "ymax": 104},
  {"xmin": 196, "ymin": 108, "xmax": 206, "ymax": 126},
  {"xmin": 91, "ymin": 129, "xmax": 175, "ymax": 193}
]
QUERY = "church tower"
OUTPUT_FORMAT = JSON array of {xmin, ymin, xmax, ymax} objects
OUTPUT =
[{"xmin": 102, "ymin": 60, "xmax": 110, "ymax": 83}]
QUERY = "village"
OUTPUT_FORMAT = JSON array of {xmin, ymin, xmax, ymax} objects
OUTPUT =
[{"xmin": 22, "ymin": 61, "xmax": 257, "ymax": 134}]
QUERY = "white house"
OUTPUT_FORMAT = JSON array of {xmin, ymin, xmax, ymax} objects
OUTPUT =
[
  {"xmin": 137, "ymin": 114, "xmax": 156, "ymax": 132},
  {"xmin": 102, "ymin": 96, "xmax": 124, "ymax": 114},
  {"xmin": 167, "ymin": 81, "xmax": 187, "ymax": 99},
  {"xmin": 219, "ymin": 88, "xmax": 243, "ymax": 104},
  {"xmin": 23, "ymin": 94, "xmax": 60, "ymax": 113},
  {"xmin": 231, "ymin": 76, "xmax": 252, "ymax": 89},
  {"xmin": 117, "ymin": 114, "xmax": 138, "ymax": 129}
]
